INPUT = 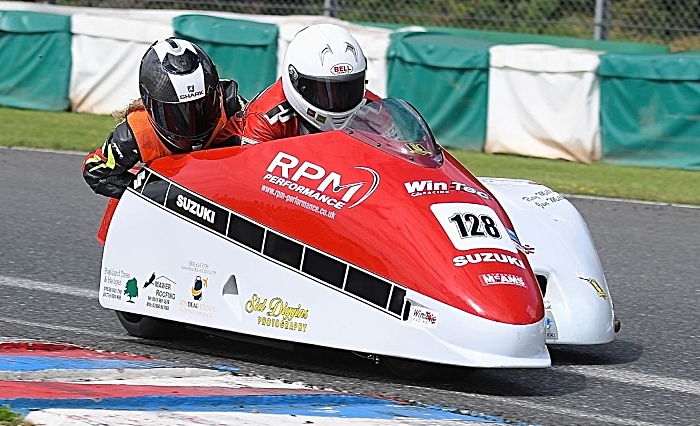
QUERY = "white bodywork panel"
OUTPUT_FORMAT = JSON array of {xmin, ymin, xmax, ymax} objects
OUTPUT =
[
  {"xmin": 100, "ymin": 190, "xmax": 550, "ymax": 368},
  {"xmin": 479, "ymin": 178, "xmax": 616, "ymax": 345}
]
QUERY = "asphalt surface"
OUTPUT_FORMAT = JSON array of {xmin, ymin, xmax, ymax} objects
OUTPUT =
[{"xmin": 0, "ymin": 146, "xmax": 698, "ymax": 426}]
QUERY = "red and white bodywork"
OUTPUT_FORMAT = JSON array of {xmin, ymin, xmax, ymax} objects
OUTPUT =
[{"xmin": 97, "ymin": 99, "xmax": 615, "ymax": 371}]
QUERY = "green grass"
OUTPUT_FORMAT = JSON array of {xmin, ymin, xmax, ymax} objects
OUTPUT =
[
  {"xmin": 0, "ymin": 106, "xmax": 116, "ymax": 152},
  {"xmin": 1, "ymin": 105, "xmax": 699, "ymax": 205},
  {"xmin": 0, "ymin": 405, "xmax": 24, "ymax": 426},
  {"xmin": 453, "ymin": 151, "xmax": 700, "ymax": 206}
]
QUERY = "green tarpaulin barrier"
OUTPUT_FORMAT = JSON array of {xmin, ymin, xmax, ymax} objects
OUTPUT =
[
  {"xmin": 0, "ymin": 11, "xmax": 71, "ymax": 111},
  {"xmin": 174, "ymin": 15, "xmax": 278, "ymax": 100},
  {"xmin": 599, "ymin": 52, "xmax": 700, "ymax": 170},
  {"xmin": 387, "ymin": 31, "xmax": 494, "ymax": 151},
  {"xmin": 357, "ymin": 22, "xmax": 669, "ymax": 54}
]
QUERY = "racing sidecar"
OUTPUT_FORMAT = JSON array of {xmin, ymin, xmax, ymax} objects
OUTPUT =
[{"xmin": 96, "ymin": 98, "xmax": 617, "ymax": 377}]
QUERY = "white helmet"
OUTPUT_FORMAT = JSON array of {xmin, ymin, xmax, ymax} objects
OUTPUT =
[{"xmin": 282, "ymin": 24, "xmax": 367, "ymax": 132}]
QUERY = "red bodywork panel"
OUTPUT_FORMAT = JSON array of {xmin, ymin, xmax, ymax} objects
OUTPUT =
[{"xmin": 100, "ymin": 130, "xmax": 544, "ymax": 325}]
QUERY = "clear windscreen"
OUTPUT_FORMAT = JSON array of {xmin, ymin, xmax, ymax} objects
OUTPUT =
[{"xmin": 346, "ymin": 98, "xmax": 443, "ymax": 167}]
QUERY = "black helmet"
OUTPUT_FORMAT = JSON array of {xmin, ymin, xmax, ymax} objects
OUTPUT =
[{"xmin": 139, "ymin": 38, "xmax": 222, "ymax": 152}]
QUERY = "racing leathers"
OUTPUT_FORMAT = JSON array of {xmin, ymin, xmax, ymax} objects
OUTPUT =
[
  {"xmin": 240, "ymin": 78, "xmax": 379, "ymax": 145},
  {"xmin": 82, "ymin": 80, "xmax": 245, "ymax": 199}
]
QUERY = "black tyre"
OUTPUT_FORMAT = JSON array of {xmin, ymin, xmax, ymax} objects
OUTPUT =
[
  {"xmin": 115, "ymin": 311, "xmax": 182, "ymax": 339},
  {"xmin": 383, "ymin": 356, "xmax": 474, "ymax": 381}
]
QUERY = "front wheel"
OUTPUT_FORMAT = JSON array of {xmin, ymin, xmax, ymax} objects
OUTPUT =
[{"xmin": 115, "ymin": 311, "xmax": 182, "ymax": 339}]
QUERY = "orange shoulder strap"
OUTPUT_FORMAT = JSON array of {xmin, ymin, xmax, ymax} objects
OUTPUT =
[{"xmin": 126, "ymin": 110, "xmax": 171, "ymax": 163}]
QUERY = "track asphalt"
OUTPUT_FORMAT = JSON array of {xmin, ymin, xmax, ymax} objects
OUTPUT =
[{"xmin": 0, "ymin": 339, "xmax": 510, "ymax": 425}]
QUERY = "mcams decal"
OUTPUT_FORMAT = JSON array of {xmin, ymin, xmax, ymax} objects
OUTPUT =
[
  {"xmin": 409, "ymin": 305, "xmax": 438, "ymax": 328},
  {"xmin": 263, "ymin": 151, "xmax": 379, "ymax": 210},
  {"xmin": 478, "ymin": 273, "xmax": 526, "ymax": 287},
  {"xmin": 453, "ymin": 252, "xmax": 526, "ymax": 269},
  {"xmin": 245, "ymin": 293, "xmax": 309, "ymax": 333},
  {"xmin": 404, "ymin": 180, "xmax": 490, "ymax": 199}
]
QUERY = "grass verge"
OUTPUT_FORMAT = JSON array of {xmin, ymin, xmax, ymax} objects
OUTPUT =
[
  {"xmin": 0, "ymin": 405, "xmax": 24, "ymax": 426},
  {"xmin": 1, "ymin": 106, "xmax": 699, "ymax": 205}
]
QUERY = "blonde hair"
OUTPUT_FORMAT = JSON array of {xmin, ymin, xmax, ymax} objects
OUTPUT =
[{"xmin": 112, "ymin": 98, "xmax": 145, "ymax": 122}]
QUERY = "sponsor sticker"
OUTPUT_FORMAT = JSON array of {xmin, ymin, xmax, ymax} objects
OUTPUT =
[
  {"xmin": 144, "ymin": 273, "xmax": 176, "ymax": 311},
  {"xmin": 479, "ymin": 273, "xmax": 526, "ymax": 287},
  {"xmin": 404, "ymin": 180, "xmax": 490, "ymax": 199},
  {"xmin": 579, "ymin": 276, "xmax": 608, "ymax": 300},
  {"xmin": 545, "ymin": 309, "xmax": 559, "ymax": 341},
  {"xmin": 101, "ymin": 267, "xmax": 134, "ymax": 302},
  {"xmin": 262, "ymin": 151, "xmax": 380, "ymax": 210},
  {"xmin": 521, "ymin": 188, "xmax": 565, "ymax": 209},
  {"xmin": 245, "ymin": 293, "xmax": 310, "ymax": 333},
  {"xmin": 453, "ymin": 252, "xmax": 526, "ymax": 269},
  {"xmin": 178, "ymin": 274, "xmax": 216, "ymax": 319},
  {"xmin": 409, "ymin": 305, "xmax": 438, "ymax": 328}
]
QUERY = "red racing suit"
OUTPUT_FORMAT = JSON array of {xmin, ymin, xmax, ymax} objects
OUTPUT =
[
  {"xmin": 240, "ymin": 78, "xmax": 379, "ymax": 145},
  {"xmin": 82, "ymin": 80, "xmax": 245, "ymax": 199}
]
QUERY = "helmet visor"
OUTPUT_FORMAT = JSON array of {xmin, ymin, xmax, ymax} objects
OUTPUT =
[
  {"xmin": 146, "ymin": 87, "xmax": 221, "ymax": 150},
  {"xmin": 292, "ymin": 72, "xmax": 365, "ymax": 113}
]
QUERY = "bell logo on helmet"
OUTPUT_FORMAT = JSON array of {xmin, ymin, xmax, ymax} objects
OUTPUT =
[{"xmin": 331, "ymin": 63, "xmax": 353, "ymax": 75}]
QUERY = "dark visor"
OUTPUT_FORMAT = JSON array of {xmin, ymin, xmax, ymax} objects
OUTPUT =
[
  {"xmin": 292, "ymin": 71, "xmax": 365, "ymax": 113},
  {"xmin": 145, "ymin": 88, "xmax": 221, "ymax": 148}
]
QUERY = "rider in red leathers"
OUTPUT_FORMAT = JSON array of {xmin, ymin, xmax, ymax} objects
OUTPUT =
[{"xmin": 241, "ymin": 24, "xmax": 378, "ymax": 145}]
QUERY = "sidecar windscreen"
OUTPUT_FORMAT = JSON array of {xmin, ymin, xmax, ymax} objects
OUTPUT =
[{"xmin": 346, "ymin": 98, "xmax": 443, "ymax": 168}]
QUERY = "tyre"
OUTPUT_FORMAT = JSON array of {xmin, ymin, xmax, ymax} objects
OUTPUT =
[{"xmin": 115, "ymin": 310, "xmax": 182, "ymax": 339}]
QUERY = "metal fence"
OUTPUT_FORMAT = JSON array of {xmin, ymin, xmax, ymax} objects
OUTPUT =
[{"xmin": 21, "ymin": 0, "xmax": 700, "ymax": 50}]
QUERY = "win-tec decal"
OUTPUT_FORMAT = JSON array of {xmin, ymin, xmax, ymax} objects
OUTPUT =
[
  {"xmin": 405, "ymin": 180, "xmax": 490, "ymax": 199},
  {"xmin": 128, "ymin": 168, "xmax": 408, "ymax": 320}
]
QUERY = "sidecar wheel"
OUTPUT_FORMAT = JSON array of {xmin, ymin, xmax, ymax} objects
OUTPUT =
[{"xmin": 115, "ymin": 311, "xmax": 182, "ymax": 339}]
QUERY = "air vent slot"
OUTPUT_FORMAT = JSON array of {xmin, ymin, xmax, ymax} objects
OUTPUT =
[
  {"xmin": 228, "ymin": 215, "xmax": 264, "ymax": 252},
  {"xmin": 263, "ymin": 232, "xmax": 303, "ymax": 268},
  {"xmin": 345, "ymin": 268, "xmax": 391, "ymax": 308},
  {"xmin": 302, "ymin": 249, "xmax": 346, "ymax": 288}
]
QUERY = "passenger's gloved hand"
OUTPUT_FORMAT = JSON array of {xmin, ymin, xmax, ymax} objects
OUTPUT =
[{"xmin": 95, "ymin": 175, "xmax": 135, "ymax": 199}]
